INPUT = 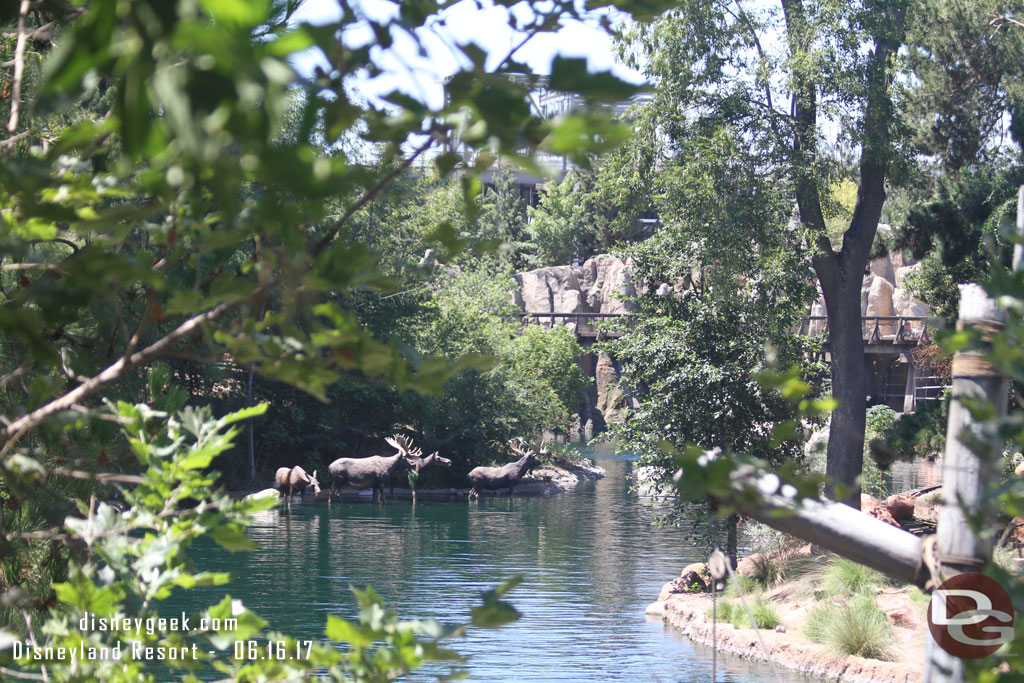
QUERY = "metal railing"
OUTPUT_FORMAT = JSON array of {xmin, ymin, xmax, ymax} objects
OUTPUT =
[{"xmin": 796, "ymin": 316, "xmax": 930, "ymax": 344}]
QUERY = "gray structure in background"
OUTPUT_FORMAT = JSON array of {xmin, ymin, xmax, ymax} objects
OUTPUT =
[{"xmin": 441, "ymin": 74, "xmax": 648, "ymax": 206}]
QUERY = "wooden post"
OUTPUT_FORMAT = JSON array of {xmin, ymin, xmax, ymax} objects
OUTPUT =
[
  {"xmin": 904, "ymin": 355, "xmax": 918, "ymax": 413},
  {"xmin": 922, "ymin": 283, "xmax": 1009, "ymax": 683}
]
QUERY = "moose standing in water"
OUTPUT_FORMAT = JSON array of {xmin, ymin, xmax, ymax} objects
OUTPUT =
[
  {"xmin": 274, "ymin": 466, "xmax": 321, "ymax": 506},
  {"xmin": 467, "ymin": 439, "xmax": 543, "ymax": 499},
  {"xmin": 327, "ymin": 435, "xmax": 416, "ymax": 503},
  {"xmin": 400, "ymin": 446, "xmax": 452, "ymax": 502}
]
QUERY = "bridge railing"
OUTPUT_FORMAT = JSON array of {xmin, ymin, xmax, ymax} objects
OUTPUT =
[
  {"xmin": 520, "ymin": 312, "xmax": 932, "ymax": 345},
  {"xmin": 796, "ymin": 316, "xmax": 930, "ymax": 344},
  {"xmin": 519, "ymin": 311, "xmax": 632, "ymax": 338}
]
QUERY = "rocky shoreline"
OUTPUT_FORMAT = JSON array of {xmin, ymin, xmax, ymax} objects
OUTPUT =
[
  {"xmin": 646, "ymin": 592, "xmax": 923, "ymax": 683},
  {"xmin": 238, "ymin": 459, "xmax": 606, "ymax": 502}
]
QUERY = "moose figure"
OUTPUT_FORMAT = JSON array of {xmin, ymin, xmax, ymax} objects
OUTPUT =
[
  {"xmin": 400, "ymin": 446, "xmax": 452, "ymax": 502},
  {"xmin": 274, "ymin": 466, "xmax": 321, "ymax": 506},
  {"xmin": 327, "ymin": 435, "xmax": 416, "ymax": 503},
  {"xmin": 467, "ymin": 439, "xmax": 543, "ymax": 499}
]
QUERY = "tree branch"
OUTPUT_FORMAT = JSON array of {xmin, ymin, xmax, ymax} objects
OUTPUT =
[
  {"xmin": 311, "ymin": 135, "xmax": 437, "ymax": 257},
  {"xmin": 6, "ymin": 0, "xmax": 31, "ymax": 135},
  {"xmin": 0, "ymin": 297, "xmax": 250, "ymax": 458}
]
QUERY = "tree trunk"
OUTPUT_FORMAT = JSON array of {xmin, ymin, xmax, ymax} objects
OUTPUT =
[
  {"xmin": 726, "ymin": 513, "xmax": 738, "ymax": 570},
  {"xmin": 817, "ymin": 258, "xmax": 868, "ymax": 507}
]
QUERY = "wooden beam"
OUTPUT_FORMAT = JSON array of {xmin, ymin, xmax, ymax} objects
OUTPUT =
[{"xmin": 735, "ymin": 492, "xmax": 928, "ymax": 587}]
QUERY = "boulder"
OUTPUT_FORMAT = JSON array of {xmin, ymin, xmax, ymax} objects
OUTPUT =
[
  {"xmin": 514, "ymin": 266, "xmax": 584, "ymax": 322},
  {"xmin": 892, "ymin": 287, "xmax": 931, "ymax": 318},
  {"xmin": 681, "ymin": 562, "xmax": 710, "ymax": 580},
  {"xmin": 736, "ymin": 553, "xmax": 764, "ymax": 577},
  {"xmin": 578, "ymin": 255, "xmax": 636, "ymax": 314},
  {"xmin": 645, "ymin": 601, "xmax": 667, "ymax": 616},
  {"xmin": 658, "ymin": 574, "xmax": 707, "ymax": 600},
  {"xmin": 243, "ymin": 488, "xmax": 280, "ymax": 503},
  {"xmin": 594, "ymin": 353, "xmax": 626, "ymax": 424},
  {"xmin": 680, "ymin": 570, "xmax": 708, "ymax": 593},
  {"xmin": 885, "ymin": 494, "xmax": 915, "ymax": 520},
  {"xmin": 869, "ymin": 254, "xmax": 895, "ymax": 284},
  {"xmin": 865, "ymin": 276, "xmax": 896, "ymax": 318}
]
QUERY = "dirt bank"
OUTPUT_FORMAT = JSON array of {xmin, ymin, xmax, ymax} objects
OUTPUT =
[{"xmin": 647, "ymin": 583, "xmax": 926, "ymax": 682}]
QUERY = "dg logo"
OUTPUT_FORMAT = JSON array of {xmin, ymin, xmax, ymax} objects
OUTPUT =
[{"xmin": 928, "ymin": 573, "xmax": 1015, "ymax": 658}]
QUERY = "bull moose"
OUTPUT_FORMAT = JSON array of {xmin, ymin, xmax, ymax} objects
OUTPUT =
[
  {"xmin": 467, "ymin": 439, "xmax": 542, "ymax": 499},
  {"xmin": 400, "ymin": 446, "xmax": 452, "ymax": 502},
  {"xmin": 327, "ymin": 435, "xmax": 416, "ymax": 503},
  {"xmin": 274, "ymin": 465, "xmax": 321, "ymax": 506}
]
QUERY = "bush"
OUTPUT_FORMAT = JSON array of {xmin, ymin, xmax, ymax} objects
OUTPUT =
[
  {"xmin": 827, "ymin": 595, "xmax": 895, "ymax": 660},
  {"xmin": 723, "ymin": 573, "xmax": 763, "ymax": 598},
  {"xmin": 868, "ymin": 390, "xmax": 950, "ymax": 469},
  {"xmin": 822, "ymin": 556, "xmax": 886, "ymax": 597},
  {"xmin": 748, "ymin": 598, "xmax": 783, "ymax": 629},
  {"xmin": 803, "ymin": 596, "xmax": 894, "ymax": 660},
  {"xmin": 707, "ymin": 596, "xmax": 782, "ymax": 630},
  {"xmin": 802, "ymin": 603, "xmax": 836, "ymax": 643}
]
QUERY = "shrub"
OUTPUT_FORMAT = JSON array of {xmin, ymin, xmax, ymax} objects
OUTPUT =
[
  {"xmin": 804, "ymin": 596, "xmax": 894, "ymax": 661},
  {"xmin": 707, "ymin": 597, "xmax": 782, "ymax": 630},
  {"xmin": 723, "ymin": 573, "xmax": 763, "ymax": 598},
  {"xmin": 826, "ymin": 595, "xmax": 895, "ymax": 660},
  {"xmin": 803, "ymin": 603, "xmax": 836, "ymax": 643},
  {"xmin": 706, "ymin": 599, "xmax": 739, "ymax": 623},
  {"xmin": 748, "ymin": 598, "xmax": 783, "ymax": 629},
  {"xmin": 822, "ymin": 556, "xmax": 886, "ymax": 597}
]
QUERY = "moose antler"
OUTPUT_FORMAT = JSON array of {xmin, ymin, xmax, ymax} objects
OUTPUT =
[
  {"xmin": 385, "ymin": 434, "xmax": 411, "ymax": 456},
  {"xmin": 508, "ymin": 438, "xmax": 534, "ymax": 458}
]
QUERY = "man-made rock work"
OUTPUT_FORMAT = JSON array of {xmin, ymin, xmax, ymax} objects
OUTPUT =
[
  {"xmin": 647, "ymin": 584, "xmax": 926, "ymax": 683},
  {"xmin": 809, "ymin": 232, "xmax": 930, "ymax": 326},
  {"xmin": 512, "ymin": 255, "xmax": 637, "ymax": 433},
  {"xmin": 512, "ymin": 255, "xmax": 637, "ymax": 323}
]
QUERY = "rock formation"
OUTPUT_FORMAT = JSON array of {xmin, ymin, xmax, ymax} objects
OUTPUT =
[
  {"xmin": 812, "ymin": 230, "xmax": 931, "ymax": 326},
  {"xmin": 511, "ymin": 255, "xmax": 637, "ymax": 432}
]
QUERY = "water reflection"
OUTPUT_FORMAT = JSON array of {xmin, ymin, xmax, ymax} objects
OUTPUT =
[{"xmin": 171, "ymin": 455, "xmax": 819, "ymax": 682}]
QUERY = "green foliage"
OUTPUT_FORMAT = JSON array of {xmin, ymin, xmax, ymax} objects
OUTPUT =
[
  {"xmin": 480, "ymin": 165, "xmax": 531, "ymax": 270},
  {"xmin": 823, "ymin": 595, "xmax": 895, "ymax": 661},
  {"xmin": 868, "ymin": 391, "xmax": 950, "ymax": 468},
  {"xmin": 707, "ymin": 596, "xmax": 781, "ymax": 631},
  {"xmin": 526, "ymin": 170, "xmax": 600, "ymax": 266},
  {"xmin": 0, "ymin": 0, "xmax": 654, "ymax": 675},
  {"xmin": 821, "ymin": 557, "xmax": 887, "ymax": 598},
  {"xmin": 861, "ymin": 405, "xmax": 898, "ymax": 497},
  {"xmin": 896, "ymin": 164, "xmax": 1023, "ymax": 318},
  {"xmin": 747, "ymin": 598, "xmax": 783, "ymax": 630},
  {"xmin": 0, "ymin": 403, "xmax": 514, "ymax": 680}
]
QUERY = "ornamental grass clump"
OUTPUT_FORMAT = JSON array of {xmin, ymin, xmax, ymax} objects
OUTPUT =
[
  {"xmin": 706, "ymin": 597, "xmax": 781, "ymax": 630},
  {"xmin": 803, "ymin": 596, "xmax": 895, "ymax": 661},
  {"xmin": 822, "ymin": 556, "xmax": 887, "ymax": 597}
]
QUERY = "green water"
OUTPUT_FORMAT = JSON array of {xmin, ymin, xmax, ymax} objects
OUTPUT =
[{"xmin": 173, "ymin": 453, "xmax": 819, "ymax": 682}]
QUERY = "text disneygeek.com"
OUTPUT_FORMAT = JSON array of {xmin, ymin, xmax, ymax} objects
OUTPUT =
[{"xmin": 10, "ymin": 611, "xmax": 314, "ymax": 663}]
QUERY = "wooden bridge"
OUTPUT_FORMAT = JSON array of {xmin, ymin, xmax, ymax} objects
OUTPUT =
[
  {"xmin": 521, "ymin": 312, "xmax": 932, "ymax": 347},
  {"xmin": 795, "ymin": 316, "xmax": 930, "ymax": 353},
  {"xmin": 519, "ymin": 312, "xmax": 629, "ymax": 339},
  {"xmin": 521, "ymin": 312, "xmax": 942, "ymax": 412}
]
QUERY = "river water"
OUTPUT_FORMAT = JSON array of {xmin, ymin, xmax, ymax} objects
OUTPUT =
[{"xmin": 175, "ymin": 452, "xmax": 819, "ymax": 682}]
